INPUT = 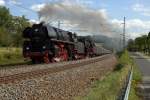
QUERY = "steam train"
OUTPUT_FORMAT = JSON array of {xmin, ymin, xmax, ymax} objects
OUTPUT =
[{"xmin": 23, "ymin": 22, "xmax": 111, "ymax": 63}]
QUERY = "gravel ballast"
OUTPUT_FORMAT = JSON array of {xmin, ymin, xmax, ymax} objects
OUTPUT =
[{"xmin": 0, "ymin": 54, "xmax": 117, "ymax": 100}]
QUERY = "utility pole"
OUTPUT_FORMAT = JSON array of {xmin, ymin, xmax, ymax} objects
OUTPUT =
[
  {"xmin": 120, "ymin": 34, "xmax": 122, "ymax": 51},
  {"xmin": 58, "ymin": 21, "xmax": 64, "ymax": 29},
  {"xmin": 123, "ymin": 17, "xmax": 126, "ymax": 49},
  {"xmin": 58, "ymin": 21, "xmax": 61, "ymax": 28}
]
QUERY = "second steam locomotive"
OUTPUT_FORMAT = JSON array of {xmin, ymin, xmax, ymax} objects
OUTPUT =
[{"xmin": 23, "ymin": 22, "xmax": 110, "ymax": 63}]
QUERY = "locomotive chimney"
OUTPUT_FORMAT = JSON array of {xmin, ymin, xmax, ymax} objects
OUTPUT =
[{"xmin": 39, "ymin": 21, "xmax": 45, "ymax": 26}]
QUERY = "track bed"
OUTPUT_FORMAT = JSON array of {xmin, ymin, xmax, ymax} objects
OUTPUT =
[{"xmin": 0, "ymin": 54, "xmax": 117, "ymax": 100}]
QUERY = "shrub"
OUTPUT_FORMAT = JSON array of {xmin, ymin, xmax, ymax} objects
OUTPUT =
[
  {"xmin": 0, "ymin": 47, "xmax": 25, "ymax": 65},
  {"xmin": 114, "ymin": 63, "xmax": 124, "ymax": 71}
]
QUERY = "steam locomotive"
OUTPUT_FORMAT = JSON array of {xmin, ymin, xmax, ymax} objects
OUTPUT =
[{"xmin": 23, "ymin": 22, "xmax": 110, "ymax": 63}]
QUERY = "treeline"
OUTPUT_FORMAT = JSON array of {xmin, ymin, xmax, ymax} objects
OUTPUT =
[
  {"xmin": 128, "ymin": 32, "xmax": 150, "ymax": 53},
  {"xmin": 0, "ymin": 6, "xmax": 30, "ymax": 47}
]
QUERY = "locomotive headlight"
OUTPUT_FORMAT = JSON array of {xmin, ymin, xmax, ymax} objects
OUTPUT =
[
  {"xmin": 43, "ymin": 46, "xmax": 46, "ymax": 49},
  {"xmin": 26, "ymin": 47, "xmax": 30, "ymax": 50}
]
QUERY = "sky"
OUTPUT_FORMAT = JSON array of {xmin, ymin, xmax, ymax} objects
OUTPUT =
[{"xmin": 0, "ymin": 0, "xmax": 150, "ymax": 39}]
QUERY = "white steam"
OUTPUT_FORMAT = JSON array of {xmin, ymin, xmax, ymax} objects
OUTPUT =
[
  {"xmin": 38, "ymin": 2, "xmax": 118, "ymax": 36},
  {"xmin": 36, "ymin": 1, "xmax": 123, "ymax": 51}
]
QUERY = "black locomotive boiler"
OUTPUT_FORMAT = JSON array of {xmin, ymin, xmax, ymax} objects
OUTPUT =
[{"xmin": 23, "ymin": 22, "xmax": 110, "ymax": 63}]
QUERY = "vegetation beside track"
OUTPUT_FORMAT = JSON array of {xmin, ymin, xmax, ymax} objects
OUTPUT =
[
  {"xmin": 0, "ymin": 47, "xmax": 28, "ymax": 65},
  {"xmin": 128, "ymin": 59, "xmax": 142, "ymax": 100},
  {"xmin": 75, "ymin": 50, "xmax": 140, "ymax": 100}
]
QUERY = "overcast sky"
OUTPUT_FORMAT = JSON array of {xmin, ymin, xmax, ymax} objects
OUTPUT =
[{"xmin": 1, "ymin": 0, "xmax": 150, "ymax": 38}]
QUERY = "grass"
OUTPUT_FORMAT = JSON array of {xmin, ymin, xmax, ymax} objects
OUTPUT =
[
  {"xmin": 74, "ymin": 50, "xmax": 133, "ymax": 100},
  {"xmin": 128, "ymin": 60, "xmax": 142, "ymax": 100},
  {"xmin": 0, "ymin": 47, "xmax": 27, "ymax": 65}
]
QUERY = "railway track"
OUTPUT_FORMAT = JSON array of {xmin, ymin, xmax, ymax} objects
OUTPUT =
[
  {"xmin": 0, "ymin": 54, "xmax": 112, "ymax": 84},
  {"xmin": 0, "ymin": 62, "xmax": 31, "ymax": 69}
]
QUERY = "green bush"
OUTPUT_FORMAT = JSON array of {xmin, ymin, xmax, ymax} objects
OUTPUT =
[
  {"xmin": 0, "ymin": 47, "xmax": 25, "ymax": 65},
  {"xmin": 119, "ymin": 50, "xmax": 132, "ymax": 65},
  {"xmin": 4, "ymin": 53, "xmax": 12, "ymax": 59},
  {"xmin": 114, "ymin": 50, "xmax": 131, "ymax": 71},
  {"xmin": 114, "ymin": 63, "xmax": 124, "ymax": 71},
  {"xmin": 0, "ymin": 54, "xmax": 3, "ymax": 61}
]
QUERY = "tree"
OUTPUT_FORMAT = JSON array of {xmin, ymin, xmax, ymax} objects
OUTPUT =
[
  {"xmin": 128, "ymin": 32, "xmax": 150, "ymax": 53},
  {"xmin": 147, "ymin": 32, "xmax": 150, "ymax": 53},
  {"xmin": 11, "ymin": 16, "xmax": 30, "ymax": 46},
  {"xmin": 127, "ymin": 39, "xmax": 135, "ymax": 51},
  {"xmin": 0, "ymin": 6, "xmax": 30, "ymax": 47},
  {"xmin": 0, "ymin": 27, "xmax": 13, "ymax": 46},
  {"xmin": 0, "ymin": 6, "xmax": 12, "ymax": 27}
]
